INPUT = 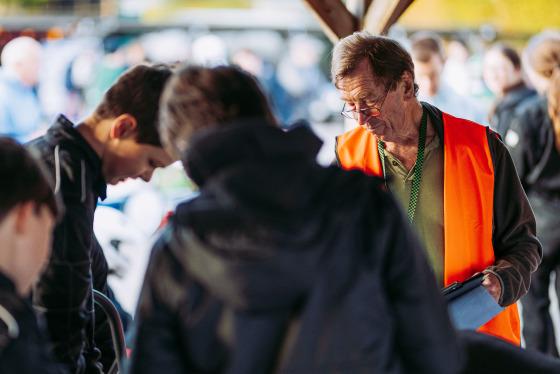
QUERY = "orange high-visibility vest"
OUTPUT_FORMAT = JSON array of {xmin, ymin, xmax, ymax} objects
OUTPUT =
[{"xmin": 335, "ymin": 113, "xmax": 520, "ymax": 345}]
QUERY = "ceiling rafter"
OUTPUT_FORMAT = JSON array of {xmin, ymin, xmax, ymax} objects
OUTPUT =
[
  {"xmin": 302, "ymin": 0, "xmax": 357, "ymax": 44},
  {"xmin": 303, "ymin": 0, "xmax": 415, "ymax": 44}
]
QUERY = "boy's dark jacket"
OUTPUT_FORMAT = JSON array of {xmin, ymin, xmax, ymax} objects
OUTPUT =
[
  {"xmin": 0, "ymin": 272, "xmax": 68, "ymax": 373},
  {"xmin": 25, "ymin": 115, "xmax": 114, "ymax": 374},
  {"xmin": 128, "ymin": 121, "xmax": 464, "ymax": 374}
]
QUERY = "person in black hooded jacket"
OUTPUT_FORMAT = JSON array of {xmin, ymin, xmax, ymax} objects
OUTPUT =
[
  {"xmin": 508, "ymin": 31, "xmax": 560, "ymax": 357},
  {"xmin": 482, "ymin": 42, "xmax": 536, "ymax": 141},
  {"xmin": 126, "ymin": 64, "xmax": 465, "ymax": 374}
]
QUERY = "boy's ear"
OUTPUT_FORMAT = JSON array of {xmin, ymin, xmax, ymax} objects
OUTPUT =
[
  {"xmin": 110, "ymin": 114, "xmax": 138, "ymax": 139},
  {"xmin": 14, "ymin": 201, "xmax": 34, "ymax": 235}
]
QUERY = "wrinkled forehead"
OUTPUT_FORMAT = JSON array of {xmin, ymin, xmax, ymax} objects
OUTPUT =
[
  {"xmin": 335, "ymin": 58, "xmax": 373, "ymax": 85},
  {"xmin": 337, "ymin": 70, "xmax": 387, "ymax": 102},
  {"xmin": 338, "ymin": 85, "xmax": 379, "ymax": 103}
]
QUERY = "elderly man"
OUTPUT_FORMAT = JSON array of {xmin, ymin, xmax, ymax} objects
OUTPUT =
[{"xmin": 333, "ymin": 31, "xmax": 541, "ymax": 345}]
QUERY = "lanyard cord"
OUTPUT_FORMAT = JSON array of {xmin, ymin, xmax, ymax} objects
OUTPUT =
[{"xmin": 378, "ymin": 106, "xmax": 428, "ymax": 223}]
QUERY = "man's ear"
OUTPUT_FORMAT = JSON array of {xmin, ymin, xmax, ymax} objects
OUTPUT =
[
  {"xmin": 110, "ymin": 114, "xmax": 138, "ymax": 140},
  {"xmin": 401, "ymin": 71, "xmax": 416, "ymax": 99}
]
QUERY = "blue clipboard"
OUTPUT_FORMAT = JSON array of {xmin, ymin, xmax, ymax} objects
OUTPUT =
[{"xmin": 441, "ymin": 273, "xmax": 505, "ymax": 330}]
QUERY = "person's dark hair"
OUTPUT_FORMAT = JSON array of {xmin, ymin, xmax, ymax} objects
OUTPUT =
[
  {"xmin": 0, "ymin": 137, "xmax": 61, "ymax": 223},
  {"xmin": 159, "ymin": 64, "xmax": 277, "ymax": 157},
  {"xmin": 489, "ymin": 43, "xmax": 522, "ymax": 70},
  {"xmin": 93, "ymin": 63, "xmax": 173, "ymax": 146},
  {"xmin": 331, "ymin": 31, "xmax": 418, "ymax": 96},
  {"xmin": 410, "ymin": 31, "xmax": 446, "ymax": 63},
  {"xmin": 525, "ymin": 34, "xmax": 560, "ymax": 152}
]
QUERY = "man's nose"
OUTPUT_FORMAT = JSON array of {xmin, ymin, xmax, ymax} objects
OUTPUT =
[{"xmin": 356, "ymin": 111, "xmax": 370, "ymax": 126}]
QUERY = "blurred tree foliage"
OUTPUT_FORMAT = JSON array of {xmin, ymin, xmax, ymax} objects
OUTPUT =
[
  {"xmin": 400, "ymin": 0, "xmax": 560, "ymax": 35},
  {"xmin": 170, "ymin": 0, "xmax": 252, "ymax": 7},
  {"xmin": 1, "ymin": 0, "xmax": 99, "ymax": 8},
  {"xmin": 1, "ymin": 0, "xmax": 51, "ymax": 6}
]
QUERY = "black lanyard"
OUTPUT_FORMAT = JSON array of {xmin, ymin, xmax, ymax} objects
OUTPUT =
[{"xmin": 378, "ymin": 106, "xmax": 428, "ymax": 223}]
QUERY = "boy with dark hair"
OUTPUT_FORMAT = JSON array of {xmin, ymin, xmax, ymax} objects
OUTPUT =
[
  {"xmin": 0, "ymin": 137, "xmax": 66, "ymax": 373},
  {"xmin": 25, "ymin": 63, "xmax": 176, "ymax": 373}
]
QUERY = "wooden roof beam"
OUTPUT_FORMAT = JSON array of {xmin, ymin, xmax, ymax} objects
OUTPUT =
[
  {"xmin": 381, "ymin": 0, "xmax": 414, "ymax": 34},
  {"xmin": 302, "ymin": 0, "xmax": 358, "ymax": 44},
  {"xmin": 363, "ymin": 0, "xmax": 415, "ymax": 35}
]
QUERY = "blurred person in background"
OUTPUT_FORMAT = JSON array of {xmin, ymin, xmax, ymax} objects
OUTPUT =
[
  {"xmin": 0, "ymin": 137, "xmax": 66, "ymax": 373},
  {"xmin": 127, "ymin": 64, "xmax": 465, "ymax": 374},
  {"xmin": 508, "ymin": 31, "xmax": 560, "ymax": 358},
  {"xmin": 0, "ymin": 36, "xmax": 44, "ymax": 143},
  {"xmin": 482, "ymin": 42, "xmax": 536, "ymax": 141},
  {"xmin": 190, "ymin": 33, "xmax": 228, "ymax": 67},
  {"xmin": 441, "ymin": 38, "xmax": 472, "ymax": 98},
  {"xmin": 410, "ymin": 31, "xmax": 488, "ymax": 125},
  {"xmin": 83, "ymin": 36, "xmax": 147, "ymax": 114},
  {"xmin": 232, "ymin": 47, "xmax": 292, "ymax": 125},
  {"xmin": 276, "ymin": 34, "xmax": 333, "ymax": 125},
  {"xmin": 25, "ymin": 63, "xmax": 176, "ymax": 374}
]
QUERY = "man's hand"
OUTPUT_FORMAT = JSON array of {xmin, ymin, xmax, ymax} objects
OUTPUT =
[{"xmin": 482, "ymin": 272, "xmax": 502, "ymax": 304}]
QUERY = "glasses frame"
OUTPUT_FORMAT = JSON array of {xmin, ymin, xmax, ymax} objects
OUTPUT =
[{"xmin": 341, "ymin": 81, "xmax": 394, "ymax": 120}]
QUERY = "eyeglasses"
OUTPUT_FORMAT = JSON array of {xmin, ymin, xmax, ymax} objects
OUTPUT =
[{"xmin": 341, "ymin": 81, "xmax": 394, "ymax": 120}]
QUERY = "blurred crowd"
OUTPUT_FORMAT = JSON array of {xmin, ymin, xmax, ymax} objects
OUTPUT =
[
  {"xmin": 1, "ymin": 26, "xmax": 344, "ymax": 140},
  {"xmin": 2, "ymin": 21, "xmax": 560, "ymax": 366},
  {"xmin": 2, "ymin": 22, "xmax": 559, "ymax": 313},
  {"xmin": 1, "ymin": 23, "xmax": 556, "ymax": 145}
]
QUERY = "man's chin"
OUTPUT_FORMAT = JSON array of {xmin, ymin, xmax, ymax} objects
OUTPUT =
[{"xmin": 364, "ymin": 123, "xmax": 384, "ymax": 135}]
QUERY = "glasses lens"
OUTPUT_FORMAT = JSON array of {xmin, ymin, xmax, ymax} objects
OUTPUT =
[{"xmin": 341, "ymin": 108, "xmax": 380, "ymax": 120}]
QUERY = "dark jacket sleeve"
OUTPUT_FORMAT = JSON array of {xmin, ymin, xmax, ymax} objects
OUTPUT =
[
  {"xmin": 507, "ymin": 114, "xmax": 530, "ymax": 185},
  {"xmin": 127, "ymin": 229, "xmax": 228, "ymax": 374},
  {"xmin": 0, "ymin": 289, "xmax": 70, "ymax": 374},
  {"xmin": 375, "ymin": 191, "xmax": 465, "ymax": 374},
  {"xmin": 507, "ymin": 97, "xmax": 550, "ymax": 191},
  {"xmin": 89, "ymin": 237, "xmax": 116, "ymax": 371},
  {"xmin": 31, "ymin": 146, "xmax": 96, "ymax": 374},
  {"xmin": 486, "ymin": 133, "xmax": 542, "ymax": 307},
  {"xmin": 127, "ymin": 233, "xmax": 194, "ymax": 374}
]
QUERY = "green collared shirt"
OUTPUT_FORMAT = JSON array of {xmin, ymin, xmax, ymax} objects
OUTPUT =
[{"xmin": 384, "ymin": 135, "xmax": 445, "ymax": 286}]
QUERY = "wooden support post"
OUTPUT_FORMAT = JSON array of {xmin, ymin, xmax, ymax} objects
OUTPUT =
[
  {"xmin": 380, "ymin": 0, "xmax": 414, "ymax": 34},
  {"xmin": 363, "ymin": 0, "xmax": 414, "ymax": 35},
  {"xmin": 302, "ymin": 0, "xmax": 357, "ymax": 44}
]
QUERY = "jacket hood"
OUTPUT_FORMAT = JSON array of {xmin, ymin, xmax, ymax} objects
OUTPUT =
[
  {"xmin": 167, "ymin": 121, "xmax": 380, "ymax": 312},
  {"xmin": 183, "ymin": 120, "xmax": 322, "ymax": 186},
  {"xmin": 499, "ymin": 85, "xmax": 537, "ymax": 110}
]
